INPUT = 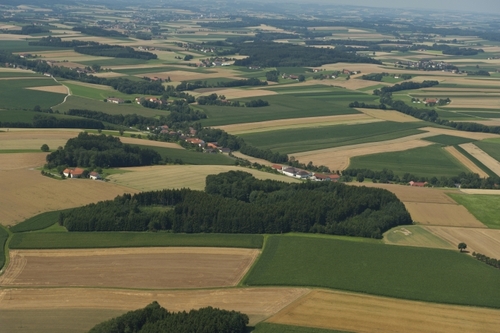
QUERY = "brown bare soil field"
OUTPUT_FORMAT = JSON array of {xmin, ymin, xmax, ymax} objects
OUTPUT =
[
  {"xmin": 419, "ymin": 127, "xmax": 500, "ymax": 140},
  {"xmin": 425, "ymin": 226, "xmax": 500, "ymax": 258},
  {"xmin": 349, "ymin": 183, "xmax": 459, "ymax": 204},
  {"xmin": 444, "ymin": 146, "xmax": 489, "ymax": 178},
  {"xmin": 267, "ymin": 289, "xmax": 500, "ymax": 333},
  {"xmin": 0, "ymin": 152, "xmax": 46, "ymax": 171},
  {"xmin": 0, "ymin": 287, "xmax": 309, "ymax": 326},
  {"xmin": 460, "ymin": 143, "xmax": 500, "ymax": 177},
  {"xmin": 446, "ymin": 98, "xmax": 500, "ymax": 109},
  {"xmin": 26, "ymin": 85, "xmax": 68, "ymax": 94},
  {"xmin": 0, "ymin": 168, "xmax": 136, "ymax": 226},
  {"xmin": 405, "ymin": 202, "xmax": 485, "ymax": 227},
  {"xmin": 217, "ymin": 114, "xmax": 377, "ymax": 134},
  {"xmin": 232, "ymin": 152, "xmax": 273, "ymax": 166},
  {"xmin": 293, "ymin": 133, "xmax": 435, "ymax": 171},
  {"xmin": 108, "ymin": 165, "xmax": 299, "ymax": 192},
  {"xmin": 0, "ymin": 248, "xmax": 259, "ymax": 289},
  {"xmin": 0, "ymin": 129, "xmax": 80, "ymax": 150},
  {"xmin": 356, "ymin": 108, "xmax": 421, "ymax": 122}
]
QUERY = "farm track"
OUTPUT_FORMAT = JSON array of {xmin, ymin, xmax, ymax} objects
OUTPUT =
[{"xmin": 460, "ymin": 143, "xmax": 500, "ymax": 177}]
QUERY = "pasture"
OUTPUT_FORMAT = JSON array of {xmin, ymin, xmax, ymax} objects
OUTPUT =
[
  {"xmin": 0, "ymin": 78, "xmax": 65, "ymax": 109},
  {"xmin": 108, "ymin": 165, "xmax": 299, "ymax": 192},
  {"xmin": 240, "ymin": 121, "xmax": 424, "ymax": 154},
  {"xmin": 199, "ymin": 92, "xmax": 366, "ymax": 127},
  {"xmin": 9, "ymin": 210, "xmax": 69, "ymax": 233},
  {"xmin": 425, "ymin": 226, "xmax": 500, "ymax": 259},
  {"xmin": 267, "ymin": 290, "xmax": 500, "ymax": 333},
  {"xmin": 1, "ymin": 248, "xmax": 258, "ymax": 289},
  {"xmin": 9, "ymin": 232, "xmax": 263, "ymax": 250},
  {"xmin": 383, "ymin": 225, "xmax": 453, "ymax": 249},
  {"xmin": 0, "ymin": 287, "xmax": 308, "ymax": 328},
  {"xmin": 349, "ymin": 145, "xmax": 470, "ymax": 178},
  {"xmin": 448, "ymin": 193, "xmax": 500, "ymax": 229},
  {"xmin": 243, "ymin": 235, "xmax": 500, "ymax": 308}
]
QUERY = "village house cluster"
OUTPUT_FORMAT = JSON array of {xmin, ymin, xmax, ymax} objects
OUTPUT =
[{"xmin": 395, "ymin": 60, "xmax": 459, "ymax": 72}]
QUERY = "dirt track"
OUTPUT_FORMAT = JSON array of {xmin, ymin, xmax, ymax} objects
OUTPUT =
[
  {"xmin": 0, "ymin": 248, "xmax": 259, "ymax": 289},
  {"xmin": 267, "ymin": 290, "xmax": 500, "ymax": 333},
  {"xmin": 444, "ymin": 146, "xmax": 489, "ymax": 178},
  {"xmin": 460, "ymin": 143, "xmax": 500, "ymax": 177}
]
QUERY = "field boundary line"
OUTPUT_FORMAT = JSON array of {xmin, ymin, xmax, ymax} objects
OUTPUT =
[
  {"xmin": 238, "ymin": 235, "xmax": 267, "ymax": 287},
  {"xmin": 460, "ymin": 143, "xmax": 500, "ymax": 177}
]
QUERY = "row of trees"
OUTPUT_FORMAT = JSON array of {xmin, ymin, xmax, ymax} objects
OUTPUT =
[
  {"xmin": 60, "ymin": 171, "xmax": 412, "ymax": 238},
  {"xmin": 89, "ymin": 302, "xmax": 248, "ymax": 333},
  {"xmin": 72, "ymin": 26, "xmax": 126, "ymax": 37},
  {"xmin": 472, "ymin": 252, "xmax": 500, "ymax": 270},
  {"xmin": 45, "ymin": 132, "xmax": 162, "ymax": 169},
  {"xmin": 373, "ymin": 80, "xmax": 439, "ymax": 95},
  {"xmin": 75, "ymin": 45, "xmax": 157, "ymax": 60}
]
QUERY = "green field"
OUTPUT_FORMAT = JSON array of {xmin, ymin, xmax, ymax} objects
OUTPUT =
[
  {"xmin": 0, "ymin": 109, "xmax": 85, "ymax": 124},
  {"xmin": 0, "ymin": 71, "xmax": 42, "ymax": 78},
  {"xmin": 453, "ymin": 144, "xmax": 497, "ymax": 177},
  {"xmin": 0, "ymin": 40, "xmax": 68, "ymax": 52},
  {"xmin": 253, "ymin": 323, "xmax": 349, "ymax": 333},
  {"xmin": 0, "ymin": 225, "xmax": 9, "ymax": 270},
  {"xmin": 113, "ymin": 65, "xmax": 207, "ymax": 76},
  {"xmin": 199, "ymin": 92, "xmax": 368, "ymax": 126},
  {"xmin": 243, "ymin": 235, "xmax": 500, "ymax": 308},
  {"xmin": 78, "ymin": 58, "xmax": 154, "ymax": 66},
  {"xmin": 0, "ymin": 78, "xmax": 66, "ymax": 109},
  {"xmin": 9, "ymin": 209, "xmax": 70, "ymax": 233},
  {"xmin": 53, "ymin": 96, "xmax": 166, "ymax": 117},
  {"xmin": 349, "ymin": 144, "xmax": 470, "ymax": 178},
  {"xmin": 383, "ymin": 225, "xmax": 453, "ymax": 249},
  {"xmin": 447, "ymin": 194, "xmax": 500, "ymax": 229},
  {"xmin": 423, "ymin": 135, "xmax": 476, "ymax": 146},
  {"xmin": 240, "ymin": 121, "xmax": 424, "ymax": 154},
  {"xmin": 9, "ymin": 232, "xmax": 264, "ymax": 249},
  {"xmin": 475, "ymin": 141, "xmax": 500, "ymax": 162},
  {"xmin": 132, "ymin": 144, "xmax": 235, "ymax": 165},
  {"xmin": 64, "ymin": 82, "xmax": 136, "ymax": 101}
]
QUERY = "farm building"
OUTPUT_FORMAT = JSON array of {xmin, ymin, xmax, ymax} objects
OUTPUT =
[
  {"xmin": 409, "ymin": 181, "xmax": 427, "ymax": 187},
  {"xmin": 219, "ymin": 147, "xmax": 231, "ymax": 154},
  {"xmin": 312, "ymin": 173, "xmax": 331, "ymax": 181},
  {"xmin": 282, "ymin": 167, "xmax": 311, "ymax": 179},
  {"xmin": 185, "ymin": 138, "xmax": 205, "ymax": 147},
  {"xmin": 107, "ymin": 98, "xmax": 124, "ymax": 104},
  {"xmin": 89, "ymin": 172, "xmax": 101, "ymax": 180},
  {"xmin": 63, "ymin": 167, "xmax": 85, "ymax": 178},
  {"xmin": 272, "ymin": 164, "xmax": 283, "ymax": 172}
]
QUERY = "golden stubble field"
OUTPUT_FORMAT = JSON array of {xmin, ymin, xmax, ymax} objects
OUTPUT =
[
  {"xmin": 267, "ymin": 290, "xmax": 500, "ymax": 333},
  {"xmin": 108, "ymin": 165, "xmax": 299, "ymax": 191},
  {"xmin": 425, "ymin": 226, "xmax": 500, "ymax": 259},
  {"xmin": 0, "ymin": 248, "xmax": 259, "ymax": 289},
  {"xmin": 444, "ymin": 146, "xmax": 489, "ymax": 178},
  {"xmin": 0, "ymin": 287, "xmax": 310, "ymax": 327},
  {"xmin": 460, "ymin": 143, "xmax": 500, "ymax": 177}
]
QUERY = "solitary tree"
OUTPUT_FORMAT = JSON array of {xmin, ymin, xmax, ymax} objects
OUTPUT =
[
  {"xmin": 40, "ymin": 144, "xmax": 50, "ymax": 152},
  {"xmin": 458, "ymin": 242, "xmax": 467, "ymax": 252}
]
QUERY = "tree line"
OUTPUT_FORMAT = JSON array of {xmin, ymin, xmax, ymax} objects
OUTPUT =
[
  {"xmin": 75, "ymin": 44, "xmax": 157, "ymax": 60},
  {"xmin": 89, "ymin": 302, "xmax": 248, "ymax": 333},
  {"xmin": 59, "ymin": 171, "xmax": 412, "ymax": 239},
  {"xmin": 175, "ymin": 78, "xmax": 267, "ymax": 91},
  {"xmin": 72, "ymin": 26, "xmax": 126, "ymax": 37},
  {"xmin": 373, "ymin": 80, "xmax": 439, "ymax": 95},
  {"xmin": 472, "ymin": 252, "xmax": 500, "ymax": 270},
  {"xmin": 45, "ymin": 132, "xmax": 161, "ymax": 169}
]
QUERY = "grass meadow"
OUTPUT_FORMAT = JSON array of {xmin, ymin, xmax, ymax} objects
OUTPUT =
[
  {"xmin": 132, "ymin": 144, "xmax": 235, "ymax": 165},
  {"xmin": 240, "ymin": 121, "xmax": 424, "ymax": 154},
  {"xmin": 63, "ymin": 82, "xmax": 135, "ymax": 101},
  {"xmin": 0, "ymin": 225, "xmax": 9, "ymax": 270},
  {"xmin": 9, "ymin": 209, "xmax": 70, "ymax": 233},
  {"xmin": 423, "ymin": 135, "xmax": 476, "ymax": 146},
  {"xmin": 0, "ymin": 71, "xmax": 41, "ymax": 78},
  {"xmin": 243, "ymin": 235, "xmax": 500, "ymax": 308},
  {"xmin": 9, "ymin": 232, "xmax": 264, "ymax": 249},
  {"xmin": 349, "ymin": 145, "xmax": 470, "ymax": 178},
  {"xmin": 199, "ymin": 92, "xmax": 367, "ymax": 126},
  {"xmin": 0, "ymin": 78, "xmax": 66, "ymax": 109},
  {"xmin": 447, "ymin": 194, "xmax": 500, "ymax": 229},
  {"xmin": 253, "ymin": 323, "xmax": 348, "ymax": 333},
  {"xmin": 475, "ymin": 141, "xmax": 500, "ymax": 162}
]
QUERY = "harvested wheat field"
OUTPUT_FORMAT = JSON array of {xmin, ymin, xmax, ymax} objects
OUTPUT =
[
  {"xmin": 425, "ymin": 227, "xmax": 500, "ymax": 259},
  {"xmin": 0, "ymin": 129, "xmax": 80, "ymax": 150},
  {"xmin": 405, "ymin": 202, "xmax": 485, "ymax": 227},
  {"xmin": 383, "ymin": 225, "xmax": 454, "ymax": 250},
  {"xmin": 0, "ymin": 169, "xmax": 136, "ymax": 226},
  {"xmin": 119, "ymin": 137, "xmax": 183, "ymax": 149},
  {"xmin": 0, "ymin": 287, "xmax": 309, "ymax": 326},
  {"xmin": 444, "ymin": 146, "xmax": 489, "ymax": 178},
  {"xmin": 267, "ymin": 290, "xmax": 500, "ymax": 333},
  {"xmin": 356, "ymin": 108, "xmax": 421, "ymax": 122},
  {"xmin": 108, "ymin": 165, "xmax": 299, "ymax": 191},
  {"xmin": 457, "ymin": 120, "xmax": 500, "ymax": 126},
  {"xmin": 419, "ymin": 127, "xmax": 500, "ymax": 140},
  {"xmin": 203, "ymin": 88, "xmax": 277, "ymax": 99},
  {"xmin": 0, "ymin": 248, "xmax": 259, "ymax": 289},
  {"xmin": 91, "ymin": 71, "xmax": 126, "ymax": 78},
  {"xmin": 460, "ymin": 189, "xmax": 500, "ymax": 195},
  {"xmin": 217, "ymin": 114, "xmax": 378, "ymax": 134},
  {"xmin": 26, "ymin": 85, "xmax": 69, "ymax": 94},
  {"xmin": 350, "ymin": 183, "xmax": 459, "ymax": 204},
  {"xmin": 460, "ymin": 143, "xmax": 500, "ymax": 177},
  {"xmin": 140, "ymin": 70, "xmax": 240, "ymax": 82},
  {"xmin": 293, "ymin": 132, "xmax": 435, "ymax": 171},
  {"xmin": 445, "ymin": 98, "xmax": 500, "ymax": 109},
  {"xmin": 0, "ymin": 152, "xmax": 47, "ymax": 170}
]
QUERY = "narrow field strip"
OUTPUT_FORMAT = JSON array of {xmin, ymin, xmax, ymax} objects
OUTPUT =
[
  {"xmin": 460, "ymin": 143, "xmax": 500, "ymax": 177},
  {"xmin": 405, "ymin": 202, "xmax": 485, "ymax": 228},
  {"xmin": 216, "ymin": 114, "xmax": 378, "ymax": 134},
  {"xmin": 418, "ymin": 127, "xmax": 500, "ymax": 140},
  {"xmin": 267, "ymin": 290, "xmax": 500, "ymax": 333},
  {"xmin": 444, "ymin": 146, "xmax": 489, "ymax": 178}
]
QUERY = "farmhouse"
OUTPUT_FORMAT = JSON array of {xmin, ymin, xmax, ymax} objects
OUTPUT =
[
  {"xmin": 282, "ymin": 167, "xmax": 311, "ymax": 179},
  {"xmin": 185, "ymin": 138, "xmax": 205, "ymax": 147},
  {"xmin": 312, "ymin": 173, "xmax": 331, "ymax": 181},
  {"xmin": 63, "ymin": 167, "xmax": 85, "ymax": 178},
  {"xmin": 409, "ymin": 181, "xmax": 427, "ymax": 187},
  {"xmin": 219, "ymin": 147, "xmax": 231, "ymax": 154},
  {"xmin": 107, "ymin": 97, "xmax": 124, "ymax": 104},
  {"xmin": 272, "ymin": 164, "xmax": 283, "ymax": 172},
  {"xmin": 89, "ymin": 172, "xmax": 101, "ymax": 180}
]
